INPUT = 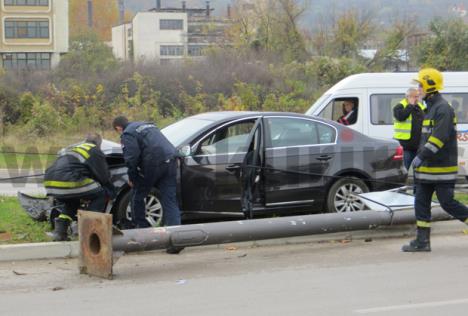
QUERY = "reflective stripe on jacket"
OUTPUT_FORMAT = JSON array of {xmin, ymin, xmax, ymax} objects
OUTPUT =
[
  {"xmin": 415, "ymin": 93, "xmax": 459, "ymax": 183},
  {"xmin": 44, "ymin": 142, "xmax": 113, "ymax": 197}
]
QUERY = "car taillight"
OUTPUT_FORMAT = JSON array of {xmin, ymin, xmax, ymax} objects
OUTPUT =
[{"xmin": 392, "ymin": 145, "xmax": 404, "ymax": 161}]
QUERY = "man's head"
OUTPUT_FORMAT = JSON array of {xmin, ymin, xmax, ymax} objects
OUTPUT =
[
  {"xmin": 113, "ymin": 116, "xmax": 129, "ymax": 134},
  {"xmin": 85, "ymin": 133, "xmax": 102, "ymax": 148},
  {"xmin": 406, "ymin": 87, "xmax": 420, "ymax": 105},
  {"xmin": 343, "ymin": 100, "xmax": 355, "ymax": 113},
  {"xmin": 414, "ymin": 68, "xmax": 443, "ymax": 97}
]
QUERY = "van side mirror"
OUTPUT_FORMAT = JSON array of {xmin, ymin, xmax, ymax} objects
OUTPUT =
[{"xmin": 178, "ymin": 145, "xmax": 192, "ymax": 157}]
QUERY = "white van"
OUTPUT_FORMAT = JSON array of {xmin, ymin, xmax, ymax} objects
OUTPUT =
[{"xmin": 305, "ymin": 72, "xmax": 468, "ymax": 179}]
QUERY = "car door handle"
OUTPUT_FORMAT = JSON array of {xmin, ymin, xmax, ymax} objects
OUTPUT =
[
  {"xmin": 316, "ymin": 155, "xmax": 333, "ymax": 162},
  {"xmin": 226, "ymin": 164, "xmax": 241, "ymax": 172}
]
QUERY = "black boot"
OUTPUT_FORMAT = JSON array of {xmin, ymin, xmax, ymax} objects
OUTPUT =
[
  {"xmin": 51, "ymin": 217, "xmax": 71, "ymax": 241},
  {"xmin": 401, "ymin": 227, "xmax": 431, "ymax": 252}
]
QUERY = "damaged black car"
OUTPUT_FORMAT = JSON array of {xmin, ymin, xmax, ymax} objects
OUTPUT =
[{"xmin": 20, "ymin": 112, "xmax": 407, "ymax": 228}]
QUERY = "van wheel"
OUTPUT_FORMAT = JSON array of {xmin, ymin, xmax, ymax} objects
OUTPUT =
[
  {"xmin": 116, "ymin": 189, "xmax": 164, "ymax": 228},
  {"xmin": 326, "ymin": 177, "xmax": 369, "ymax": 213}
]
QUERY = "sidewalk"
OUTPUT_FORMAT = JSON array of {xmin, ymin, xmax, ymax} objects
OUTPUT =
[{"xmin": 0, "ymin": 220, "xmax": 465, "ymax": 262}]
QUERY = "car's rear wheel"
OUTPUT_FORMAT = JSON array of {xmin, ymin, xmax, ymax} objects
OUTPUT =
[
  {"xmin": 326, "ymin": 177, "xmax": 369, "ymax": 213},
  {"xmin": 116, "ymin": 188, "xmax": 164, "ymax": 227}
]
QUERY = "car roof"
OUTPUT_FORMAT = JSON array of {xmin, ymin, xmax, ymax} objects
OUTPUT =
[{"xmin": 190, "ymin": 111, "xmax": 334, "ymax": 124}]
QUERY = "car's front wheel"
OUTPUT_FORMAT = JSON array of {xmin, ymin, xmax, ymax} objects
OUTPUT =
[
  {"xmin": 326, "ymin": 177, "xmax": 369, "ymax": 213},
  {"xmin": 116, "ymin": 188, "xmax": 164, "ymax": 227}
]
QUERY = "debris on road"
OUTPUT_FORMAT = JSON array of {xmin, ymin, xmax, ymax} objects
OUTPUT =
[
  {"xmin": 51, "ymin": 286, "xmax": 64, "ymax": 291},
  {"xmin": 12, "ymin": 270, "xmax": 27, "ymax": 276}
]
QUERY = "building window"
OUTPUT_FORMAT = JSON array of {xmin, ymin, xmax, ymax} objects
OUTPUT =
[
  {"xmin": 160, "ymin": 45, "xmax": 184, "ymax": 56},
  {"xmin": 4, "ymin": 20, "xmax": 49, "ymax": 39},
  {"xmin": 188, "ymin": 45, "xmax": 207, "ymax": 56},
  {"xmin": 4, "ymin": 0, "xmax": 49, "ymax": 5},
  {"xmin": 2, "ymin": 53, "xmax": 51, "ymax": 70},
  {"xmin": 160, "ymin": 19, "xmax": 183, "ymax": 30}
]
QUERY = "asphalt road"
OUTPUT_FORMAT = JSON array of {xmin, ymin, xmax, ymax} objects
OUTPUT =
[{"xmin": 1, "ymin": 233, "xmax": 468, "ymax": 316}]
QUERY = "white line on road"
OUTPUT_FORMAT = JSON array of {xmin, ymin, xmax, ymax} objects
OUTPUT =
[{"xmin": 354, "ymin": 298, "xmax": 468, "ymax": 314}]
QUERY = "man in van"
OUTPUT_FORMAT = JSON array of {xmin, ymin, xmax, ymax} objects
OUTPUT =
[
  {"xmin": 393, "ymin": 87, "xmax": 425, "ymax": 170},
  {"xmin": 402, "ymin": 68, "xmax": 468, "ymax": 252},
  {"xmin": 337, "ymin": 99, "xmax": 357, "ymax": 125}
]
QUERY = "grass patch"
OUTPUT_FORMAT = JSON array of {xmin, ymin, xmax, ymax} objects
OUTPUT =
[
  {"xmin": 0, "ymin": 196, "xmax": 51, "ymax": 244},
  {"xmin": 456, "ymin": 194, "xmax": 468, "ymax": 205}
]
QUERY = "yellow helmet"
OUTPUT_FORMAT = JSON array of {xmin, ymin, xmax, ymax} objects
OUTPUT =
[{"xmin": 414, "ymin": 68, "xmax": 443, "ymax": 93}]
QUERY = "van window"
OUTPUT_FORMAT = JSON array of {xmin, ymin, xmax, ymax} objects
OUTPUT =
[
  {"xmin": 370, "ymin": 94, "xmax": 404, "ymax": 125},
  {"xmin": 445, "ymin": 93, "xmax": 468, "ymax": 124},
  {"xmin": 317, "ymin": 97, "xmax": 359, "ymax": 126},
  {"xmin": 371, "ymin": 93, "xmax": 468, "ymax": 125}
]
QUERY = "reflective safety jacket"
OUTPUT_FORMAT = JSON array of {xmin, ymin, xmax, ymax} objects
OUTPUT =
[
  {"xmin": 393, "ymin": 99, "xmax": 425, "ymax": 150},
  {"xmin": 415, "ymin": 93, "xmax": 459, "ymax": 183},
  {"xmin": 44, "ymin": 142, "xmax": 114, "ymax": 198},
  {"xmin": 120, "ymin": 122, "xmax": 176, "ymax": 183}
]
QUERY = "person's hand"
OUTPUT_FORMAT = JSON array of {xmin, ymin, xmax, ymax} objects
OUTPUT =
[
  {"xmin": 128, "ymin": 180, "xmax": 133, "ymax": 188},
  {"xmin": 412, "ymin": 156, "xmax": 423, "ymax": 168}
]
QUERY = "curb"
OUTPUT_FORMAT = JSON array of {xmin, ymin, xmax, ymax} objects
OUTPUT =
[{"xmin": 1, "ymin": 220, "xmax": 466, "ymax": 262}]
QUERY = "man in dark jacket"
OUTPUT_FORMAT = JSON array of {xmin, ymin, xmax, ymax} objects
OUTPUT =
[
  {"xmin": 402, "ymin": 68, "xmax": 468, "ymax": 252},
  {"xmin": 337, "ymin": 99, "xmax": 358, "ymax": 126},
  {"xmin": 393, "ymin": 87, "xmax": 425, "ymax": 170},
  {"xmin": 113, "ymin": 117, "xmax": 181, "ymax": 216},
  {"xmin": 44, "ymin": 134, "xmax": 115, "ymax": 241},
  {"xmin": 113, "ymin": 116, "xmax": 182, "ymax": 254}
]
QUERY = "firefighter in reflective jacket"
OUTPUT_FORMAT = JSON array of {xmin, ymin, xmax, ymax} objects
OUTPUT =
[
  {"xmin": 44, "ymin": 134, "xmax": 115, "ymax": 241},
  {"xmin": 402, "ymin": 68, "xmax": 468, "ymax": 252},
  {"xmin": 393, "ymin": 87, "xmax": 425, "ymax": 170}
]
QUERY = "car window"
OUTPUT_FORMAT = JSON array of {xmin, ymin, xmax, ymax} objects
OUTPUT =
[
  {"xmin": 196, "ymin": 120, "xmax": 255, "ymax": 155},
  {"xmin": 317, "ymin": 122, "xmax": 336, "ymax": 144},
  {"xmin": 317, "ymin": 97, "xmax": 359, "ymax": 126},
  {"xmin": 266, "ymin": 117, "xmax": 335, "ymax": 148}
]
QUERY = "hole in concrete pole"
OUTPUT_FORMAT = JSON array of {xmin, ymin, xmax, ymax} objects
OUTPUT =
[{"xmin": 89, "ymin": 233, "xmax": 101, "ymax": 255}]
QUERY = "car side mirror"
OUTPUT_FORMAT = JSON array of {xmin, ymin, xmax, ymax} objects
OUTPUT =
[{"xmin": 178, "ymin": 145, "xmax": 192, "ymax": 157}]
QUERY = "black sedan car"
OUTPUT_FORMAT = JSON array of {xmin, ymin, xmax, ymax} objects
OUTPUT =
[
  {"xmin": 110, "ymin": 111, "xmax": 406, "ymax": 225},
  {"xmin": 20, "ymin": 112, "xmax": 407, "ymax": 227}
]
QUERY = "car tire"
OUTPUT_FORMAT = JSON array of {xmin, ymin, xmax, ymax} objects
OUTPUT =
[
  {"xmin": 116, "ymin": 188, "xmax": 164, "ymax": 228},
  {"xmin": 326, "ymin": 177, "xmax": 369, "ymax": 213}
]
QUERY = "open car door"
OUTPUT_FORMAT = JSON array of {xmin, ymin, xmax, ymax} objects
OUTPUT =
[{"xmin": 240, "ymin": 117, "xmax": 264, "ymax": 218}]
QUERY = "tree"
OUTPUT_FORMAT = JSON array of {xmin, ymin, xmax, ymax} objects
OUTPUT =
[
  {"xmin": 368, "ymin": 20, "xmax": 417, "ymax": 71},
  {"xmin": 69, "ymin": 0, "xmax": 119, "ymax": 41},
  {"xmin": 55, "ymin": 32, "xmax": 118, "ymax": 82},
  {"xmin": 311, "ymin": 9, "xmax": 374, "ymax": 59},
  {"xmin": 228, "ymin": 0, "xmax": 308, "ymax": 62},
  {"xmin": 416, "ymin": 18, "xmax": 468, "ymax": 71}
]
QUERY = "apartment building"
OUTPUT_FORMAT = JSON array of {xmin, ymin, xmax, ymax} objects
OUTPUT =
[
  {"xmin": 112, "ymin": 1, "xmax": 229, "ymax": 63},
  {"xmin": 0, "ymin": 0, "xmax": 69, "ymax": 70}
]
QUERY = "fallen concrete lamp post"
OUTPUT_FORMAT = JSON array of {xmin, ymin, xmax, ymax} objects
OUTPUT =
[{"xmin": 78, "ymin": 201, "xmax": 452, "ymax": 279}]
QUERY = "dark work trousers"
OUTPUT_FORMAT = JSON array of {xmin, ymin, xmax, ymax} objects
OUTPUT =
[
  {"xmin": 56, "ymin": 189, "xmax": 107, "ymax": 220},
  {"xmin": 415, "ymin": 182, "xmax": 468, "ymax": 223},
  {"xmin": 131, "ymin": 159, "xmax": 181, "ymax": 228}
]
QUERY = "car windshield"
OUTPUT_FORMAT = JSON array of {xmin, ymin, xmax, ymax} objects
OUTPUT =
[{"xmin": 162, "ymin": 117, "xmax": 214, "ymax": 147}]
